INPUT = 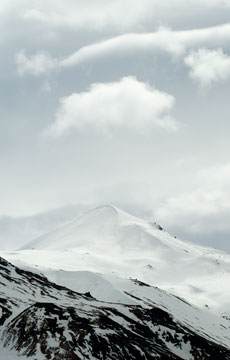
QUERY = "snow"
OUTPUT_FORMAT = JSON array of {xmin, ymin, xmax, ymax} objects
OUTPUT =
[
  {"xmin": 1, "ymin": 205, "xmax": 230, "ymax": 358},
  {"xmin": 2, "ymin": 205, "xmax": 230, "ymax": 314},
  {"xmin": 41, "ymin": 269, "xmax": 136, "ymax": 305}
]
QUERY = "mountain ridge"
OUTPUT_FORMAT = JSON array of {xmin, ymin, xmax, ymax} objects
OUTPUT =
[
  {"xmin": 1, "ymin": 205, "xmax": 230, "ymax": 316},
  {"xmin": 1, "ymin": 256, "xmax": 230, "ymax": 360},
  {"xmin": 19, "ymin": 204, "xmax": 200, "ymax": 253}
]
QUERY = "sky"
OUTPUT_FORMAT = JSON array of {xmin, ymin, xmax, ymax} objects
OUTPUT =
[{"xmin": 1, "ymin": 0, "xmax": 230, "ymax": 250}]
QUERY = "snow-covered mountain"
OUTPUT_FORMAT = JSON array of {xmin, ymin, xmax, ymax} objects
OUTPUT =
[
  {"xmin": 3, "ymin": 205, "xmax": 230, "ymax": 314},
  {"xmin": 1, "ymin": 256, "xmax": 230, "ymax": 360},
  {"xmin": 1, "ymin": 205, "xmax": 230, "ymax": 359}
]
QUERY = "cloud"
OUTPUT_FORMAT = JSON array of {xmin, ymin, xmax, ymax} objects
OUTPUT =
[
  {"xmin": 22, "ymin": 0, "xmax": 154, "ymax": 31},
  {"xmin": 60, "ymin": 23, "xmax": 230, "ymax": 67},
  {"xmin": 16, "ymin": 50, "xmax": 58, "ymax": 76},
  {"xmin": 184, "ymin": 48, "xmax": 230, "ymax": 87},
  {"xmin": 16, "ymin": 23, "xmax": 230, "ymax": 77},
  {"xmin": 21, "ymin": 1, "xmax": 230, "ymax": 31},
  {"xmin": 46, "ymin": 77, "xmax": 178, "ymax": 136},
  {"xmin": 155, "ymin": 163, "xmax": 230, "ymax": 235},
  {"xmin": 0, "ymin": 1, "xmax": 9, "ymax": 13}
]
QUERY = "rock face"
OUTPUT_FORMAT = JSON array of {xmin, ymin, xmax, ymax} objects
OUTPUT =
[
  {"xmin": 4, "ymin": 302, "xmax": 230, "ymax": 360},
  {"xmin": 1, "ymin": 256, "xmax": 230, "ymax": 359}
]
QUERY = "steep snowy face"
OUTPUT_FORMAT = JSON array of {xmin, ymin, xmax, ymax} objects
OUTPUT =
[
  {"xmin": 20, "ymin": 205, "xmax": 197, "ymax": 254},
  {"xmin": 20, "ymin": 205, "xmax": 123, "ymax": 251},
  {"xmin": 1, "ymin": 257, "xmax": 230, "ymax": 360}
]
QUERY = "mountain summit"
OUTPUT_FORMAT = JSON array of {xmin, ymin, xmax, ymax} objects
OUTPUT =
[{"xmin": 20, "ymin": 204, "xmax": 188, "ymax": 253}]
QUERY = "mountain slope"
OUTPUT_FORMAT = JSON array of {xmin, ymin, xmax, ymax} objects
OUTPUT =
[
  {"xmin": 20, "ymin": 205, "xmax": 201, "ymax": 253},
  {"xmin": 1, "ymin": 257, "xmax": 230, "ymax": 360},
  {"xmin": 4, "ymin": 205, "xmax": 230, "ymax": 314}
]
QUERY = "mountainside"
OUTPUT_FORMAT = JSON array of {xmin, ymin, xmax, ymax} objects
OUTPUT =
[
  {"xmin": 3, "ymin": 205, "xmax": 230, "ymax": 314},
  {"xmin": 1, "ymin": 205, "xmax": 230, "ymax": 359},
  {"xmin": 1, "ymin": 256, "xmax": 230, "ymax": 360},
  {"xmin": 19, "ymin": 205, "xmax": 200, "ymax": 253}
]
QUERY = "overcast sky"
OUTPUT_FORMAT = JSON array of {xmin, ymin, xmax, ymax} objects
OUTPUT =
[{"xmin": 1, "ymin": 1, "xmax": 230, "ymax": 250}]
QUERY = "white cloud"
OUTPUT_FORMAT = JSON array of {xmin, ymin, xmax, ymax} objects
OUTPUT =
[
  {"xmin": 60, "ymin": 27, "xmax": 184, "ymax": 67},
  {"xmin": 184, "ymin": 48, "xmax": 230, "ymax": 87},
  {"xmin": 155, "ymin": 163, "xmax": 230, "ymax": 234},
  {"xmin": 46, "ymin": 77, "xmax": 178, "ymax": 136},
  {"xmin": 21, "ymin": 1, "xmax": 230, "ymax": 31},
  {"xmin": 16, "ymin": 23, "xmax": 230, "ymax": 77},
  {"xmin": 23, "ymin": 0, "xmax": 154, "ymax": 31},
  {"xmin": 16, "ymin": 50, "xmax": 58, "ymax": 76},
  {"xmin": 60, "ymin": 23, "xmax": 230, "ymax": 67}
]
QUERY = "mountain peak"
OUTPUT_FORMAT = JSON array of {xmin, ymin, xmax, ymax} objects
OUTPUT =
[
  {"xmin": 80, "ymin": 204, "xmax": 144, "ymax": 224},
  {"xmin": 20, "ymin": 204, "xmax": 186, "ymax": 254},
  {"xmin": 20, "ymin": 204, "xmax": 140, "ymax": 251},
  {"xmin": 84, "ymin": 204, "xmax": 120, "ymax": 217}
]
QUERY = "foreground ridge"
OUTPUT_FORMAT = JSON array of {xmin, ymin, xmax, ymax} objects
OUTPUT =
[{"xmin": 1, "ymin": 257, "xmax": 230, "ymax": 359}]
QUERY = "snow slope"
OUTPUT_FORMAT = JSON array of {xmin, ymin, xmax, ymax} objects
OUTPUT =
[
  {"xmin": 2, "ymin": 205, "xmax": 230, "ymax": 315},
  {"xmin": 1, "ymin": 257, "xmax": 230, "ymax": 360},
  {"xmin": 2, "ymin": 206, "xmax": 230, "ymax": 359},
  {"xmin": 20, "ymin": 205, "xmax": 201, "ymax": 254}
]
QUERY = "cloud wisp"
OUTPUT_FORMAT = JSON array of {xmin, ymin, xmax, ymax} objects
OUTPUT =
[
  {"xmin": 184, "ymin": 48, "xmax": 230, "ymax": 87},
  {"xmin": 16, "ymin": 50, "xmax": 58, "ymax": 76},
  {"xmin": 61, "ymin": 23, "xmax": 230, "ymax": 67},
  {"xmin": 21, "ymin": 0, "xmax": 230, "ymax": 31},
  {"xmin": 22, "ymin": 0, "xmax": 155, "ymax": 31},
  {"xmin": 45, "ymin": 77, "xmax": 178, "ymax": 137},
  {"xmin": 16, "ymin": 23, "xmax": 230, "ymax": 80}
]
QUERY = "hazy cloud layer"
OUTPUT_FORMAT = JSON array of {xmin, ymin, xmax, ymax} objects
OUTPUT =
[
  {"xmin": 22, "ymin": 0, "xmax": 154, "ymax": 31},
  {"xmin": 155, "ymin": 163, "xmax": 230, "ymax": 237},
  {"xmin": 21, "ymin": 0, "xmax": 230, "ymax": 31}
]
